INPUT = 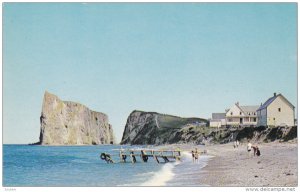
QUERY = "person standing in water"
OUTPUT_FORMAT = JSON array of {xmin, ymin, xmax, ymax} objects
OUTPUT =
[
  {"xmin": 194, "ymin": 148, "xmax": 199, "ymax": 163},
  {"xmin": 191, "ymin": 150, "xmax": 195, "ymax": 163}
]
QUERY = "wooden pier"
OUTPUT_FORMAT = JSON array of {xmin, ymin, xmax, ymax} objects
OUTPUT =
[{"xmin": 100, "ymin": 149, "xmax": 181, "ymax": 164}]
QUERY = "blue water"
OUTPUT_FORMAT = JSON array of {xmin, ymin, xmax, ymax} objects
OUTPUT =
[{"xmin": 3, "ymin": 145, "xmax": 210, "ymax": 187}]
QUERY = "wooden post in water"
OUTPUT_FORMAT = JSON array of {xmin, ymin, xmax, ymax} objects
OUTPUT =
[
  {"xmin": 100, "ymin": 149, "xmax": 182, "ymax": 164},
  {"xmin": 130, "ymin": 151, "xmax": 137, "ymax": 164},
  {"xmin": 119, "ymin": 151, "xmax": 124, "ymax": 163},
  {"xmin": 163, "ymin": 156, "xmax": 169, "ymax": 163},
  {"xmin": 140, "ymin": 150, "xmax": 146, "ymax": 163},
  {"xmin": 154, "ymin": 155, "xmax": 160, "ymax": 163}
]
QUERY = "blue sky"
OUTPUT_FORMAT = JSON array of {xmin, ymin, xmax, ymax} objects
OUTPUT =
[{"xmin": 3, "ymin": 3, "xmax": 297, "ymax": 144}]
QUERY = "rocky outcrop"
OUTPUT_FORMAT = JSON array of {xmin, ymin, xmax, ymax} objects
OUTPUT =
[
  {"xmin": 120, "ymin": 110, "xmax": 208, "ymax": 145},
  {"xmin": 120, "ymin": 110, "xmax": 297, "ymax": 145},
  {"xmin": 169, "ymin": 126, "xmax": 297, "ymax": 145},
  {"xmin": 37, "ymin": 91, "xmax": 115, "ymax": 145}
]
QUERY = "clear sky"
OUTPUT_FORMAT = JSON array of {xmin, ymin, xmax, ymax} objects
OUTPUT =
[{"xmin": 3, "ymin": 3, "xmax": 297, "ymax": 144}]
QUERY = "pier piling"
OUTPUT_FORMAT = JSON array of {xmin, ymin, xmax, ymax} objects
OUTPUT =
[{"xmin": 100, "ymin": 149, "xmax": 182, "ymax": 164}]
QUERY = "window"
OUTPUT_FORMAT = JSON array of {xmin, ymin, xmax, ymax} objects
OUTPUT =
[
  {"xmin": 278, "ymin": 108, "xmax": 281, "ymax": 112},
  {"xmin": 240, "ymin": 112, "xmax": 242, "ymax": 115},
  {"xmin": 228, "ymin": 118, "xmax": 232, "ymax": 122},
  {"xmin": 254, "ymin": 118, "xmax": 256, "ymax": 122},
  {"xmin": 254, "ymin": 113, "xmax": 256, "ymax": 115},
  {"xmin": 274, "ymin": 118, "xmax": 276, "ymax": 120},
  {"xmin": 230, "ymin": 112, "xmax": 233, "ymax": 115}
]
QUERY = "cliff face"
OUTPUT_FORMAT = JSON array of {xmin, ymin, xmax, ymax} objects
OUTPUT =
[
  {"xmin": 38, "ymin": 91, "xmax": 114, "ymax": 145},
  {"xmin": 120, "ymin": 110, "xmax": 208, "ymax": 145}
]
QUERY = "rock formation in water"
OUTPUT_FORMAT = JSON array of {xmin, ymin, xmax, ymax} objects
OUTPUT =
[
  {"xmin": 120, "ymin": 110, "xmax": 208, "ymax": 145},
  {"xmin": 37, "ymin": 91, "xmax": 115, "ymax": 145}
]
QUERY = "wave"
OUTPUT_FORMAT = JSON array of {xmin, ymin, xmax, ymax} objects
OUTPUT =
[
  {"xmin": 139, "ymin": 162, "xmax": 177, "ymax": 186},
  {"xmin": 139, "ymin": 151, "xmax": 196, "ymax": 186},
  {"xmin": 181, "ymin": 151, "xmax": 193, "ymax": 161}
]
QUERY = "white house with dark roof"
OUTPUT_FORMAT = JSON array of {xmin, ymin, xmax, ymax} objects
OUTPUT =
[
  {"xmin": 256, "ymin": 93, "xmax": 295, "ymax": 127},
  {"xmin": 225, "ymin": 102, "xmax": 259, "ymax": 127}
]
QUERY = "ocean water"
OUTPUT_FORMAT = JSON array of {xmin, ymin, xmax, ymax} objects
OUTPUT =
[{"xmin": 3, "ymin": 145, "xmax": 211, "ymax": 187}]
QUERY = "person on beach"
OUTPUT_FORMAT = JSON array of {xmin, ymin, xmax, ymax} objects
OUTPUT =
[
  {"xmin": 236, "ymin": 140, "xmax": 240, "ymax": 148},
  {"xmin": 247, "ymin": 141, "xmax": 252, "ymax": 157},
  {"xmin": 256, "ymin": 147, "xmax": 261, "ymax": 156},
  {"xmin": 252, "ymin": 145, "xmax": 261, "ymax": 157},
  {"xmin": 252, "ymin": 145, "xmax": 257, "ymax": 156},
  {"xmin": 233, "ymin": 141, "xmax": 237, "ymax": 148},
  {"xmin": 194, "ymin": 148, "xmax": 199, "ymax": 163},
  {"xmin": 191, "ymin": 150, "xmax": 195, "ymax": 163}
]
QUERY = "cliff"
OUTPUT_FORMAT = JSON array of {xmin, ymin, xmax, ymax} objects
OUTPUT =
[
  {"xmin": 120, "ymin": 110, "xmax": 208, "ymax": 145},
  {"xmin": 120, "ymin": 111, "xmax": 297, "ymax": 145},
  {"xmin": 37, "ymin": 91, "xmax": 115, "ymax": 145},
  {"xmin": 172, "ymin": 126, "xmax": 297, "ymax": 144}
]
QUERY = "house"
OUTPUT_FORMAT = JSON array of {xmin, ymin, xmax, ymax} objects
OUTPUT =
[
  {"xmin": 225, "ymin": 102, "xmax": 259, "ymax": 127},
  {"xmin": 209, "ymin": 113, "xmax": 226, "ymax": 128},
  {"xmin": 256, "ymin": 93, "xmax": 295, "ymax": 127}
]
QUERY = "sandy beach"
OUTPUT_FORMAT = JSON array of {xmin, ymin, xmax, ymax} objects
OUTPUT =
[{"xmin": 196, "ymin": 141, "xmax": 298, "ymax": 187}]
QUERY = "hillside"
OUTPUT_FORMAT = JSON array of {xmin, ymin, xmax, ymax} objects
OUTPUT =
[
  {"xmin": 120, "ymin": 110, "xmax": 208, "ymax": 145},
  {"xmin": 121, "ymin": 110, "xmax": 297, "ymax": 145}
]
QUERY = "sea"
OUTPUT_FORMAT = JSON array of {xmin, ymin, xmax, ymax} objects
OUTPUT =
[{"xmin": 3, "ymin": 144, "xmax": 211, "ymax": 187}]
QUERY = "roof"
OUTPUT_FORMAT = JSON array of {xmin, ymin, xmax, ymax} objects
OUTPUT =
[
  {"xmin": 212, "ymin": 113, "xmax": 226, "ymax": 120},
  {"xmin": 232, "ymin": 103, "xmax": 258, "ymax": 116},
  {"xmin": 257, "ymin": 93, "xmax": 295, "ymax": 111},
  {"xmin": 240, "ymin": 105, "xmax": 259, "ymax": 113}
]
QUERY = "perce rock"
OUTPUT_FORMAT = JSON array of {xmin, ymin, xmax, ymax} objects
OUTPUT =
[{"xmin": 37, "ymin": 91, "xmax": 115, "ymax": 145}]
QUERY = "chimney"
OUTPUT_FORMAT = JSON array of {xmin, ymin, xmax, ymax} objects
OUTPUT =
[
  {"xmin": 274, "ymin": 92, "xmax": 277, "ymax": 97},
  {"xmin": 261, "ymin": 103, "xmax": 262, "ymax": 106},
  {"xmin": 235, "ymin": 102, "xmax": 239, "ymax": 106}
]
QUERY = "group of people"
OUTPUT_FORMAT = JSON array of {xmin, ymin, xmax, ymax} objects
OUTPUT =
[
  {"xmin": 191, "ymin": 148, "xmax": 200, "ymax": 163},
  {"xmin": 247, "ymin": 141, "xmax": 261, "ymax": 157}
]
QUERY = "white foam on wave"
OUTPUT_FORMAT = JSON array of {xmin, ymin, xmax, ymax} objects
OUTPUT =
[
  {"xmin": 181, "ymin": 151, "xmax": 193, "ymax": 162},
  {"xmin": 140, "ymin": 151, "xmax": 196, "ymax": 187},
  {"xmin": 140, "ymin": 161, "xmax": 180, "ymax": 186}
]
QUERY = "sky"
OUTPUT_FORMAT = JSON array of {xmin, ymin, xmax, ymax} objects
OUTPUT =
[{"xmin": 3, "ymin": 3, "xmax": 297, "ymax": 144}]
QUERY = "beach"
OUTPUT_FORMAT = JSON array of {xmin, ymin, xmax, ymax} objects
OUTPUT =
[{"xmin": 197, "ymin": 141, "xmax": 298, "ymax": 187}]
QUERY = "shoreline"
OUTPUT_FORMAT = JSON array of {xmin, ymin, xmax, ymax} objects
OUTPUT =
[
  {"xmin": 3, "ymin": 142, "xmax": 297, "ymax": 187},
  {"xmin": 197, "ymin": 141, "xmax": 298, "ymax": 187}
]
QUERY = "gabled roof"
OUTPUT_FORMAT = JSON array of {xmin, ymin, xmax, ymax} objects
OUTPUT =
[
  {"xmin": 240, "ymin": 106, "xmax": 259, "ymax": 113},
  {"xmin": 234, "ymin": 103, "xmax": 244, "ymax": 115},
  {"xmin": 257, "ymin": 93, "xmax": 295, "ymax": 111},
  {"xmin": 226, "ymin": 103, "xmax": 258, "ymax": 116}
]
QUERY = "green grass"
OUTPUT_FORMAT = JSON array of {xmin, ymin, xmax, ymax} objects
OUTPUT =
[{"xmin": 157, "ymin": 115, "xmax": 207, "ymax": 129}]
